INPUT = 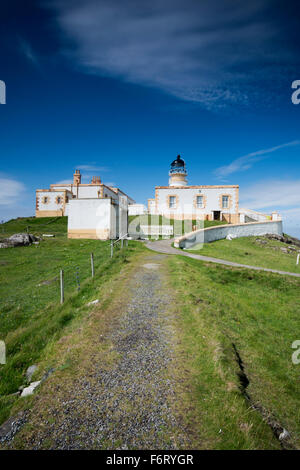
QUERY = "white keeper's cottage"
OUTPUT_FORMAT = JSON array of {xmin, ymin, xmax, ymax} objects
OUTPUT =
[
  {"xmin": 148, "ymin": 155, "xmax": 239, "ymax": 223},
  {"xmin": 36, "ymin": 170, "xmax": 135, "ymax": 240}
]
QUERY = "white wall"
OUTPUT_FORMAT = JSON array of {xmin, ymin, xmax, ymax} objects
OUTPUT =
[
  {"xmin": 68, "ymin": 199, "xmax": 112, "ymax": 239},
  {"xmin": 148, "ymin": 200, "xmax": 156, "ymax": 215},
  {"xmin": 50, "ymin": 184, "xmax": 119, "ymax": 200},
  {"xmin": 128, "ymin": 204, "xmax": 147, "ymax": 215},
  {"xmin": 156, "ymin": 186, "xmax": 238, "ymax": 216},
  {"xmin": 175, "ymin": 220, "xmax": 283, "ymax": 249},
  {"xmin": 37, "ymin": 190, "xmax": 65, "ymax": 212},
  {"xmin": 67, "ymin": 195, "xmax": 129, "ymax": 239}
]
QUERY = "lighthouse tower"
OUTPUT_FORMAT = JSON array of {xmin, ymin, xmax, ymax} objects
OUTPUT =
[{"xmin": 169, "ymin": 155, "xmax": 188, "ymax": 187}]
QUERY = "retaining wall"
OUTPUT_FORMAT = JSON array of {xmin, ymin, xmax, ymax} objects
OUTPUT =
[{"xmin": 174, "ymin": 220, "xmax": 283, "ymax": 249}]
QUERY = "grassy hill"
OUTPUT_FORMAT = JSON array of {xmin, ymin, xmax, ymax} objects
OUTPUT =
[
  {"xmin": 186, "ymin": 235, "xmax": 300, "ymax": 274},
  {"xmin": 0, "ymin": 216, "xmax": 68, "ymax": 238},
  {"xmin": 169, "ymin": 254, "xmax": 300, "ymax": 449},
  {"xmin": 0, "ymin": 217, "xmax": 145, "ymax": 425}
]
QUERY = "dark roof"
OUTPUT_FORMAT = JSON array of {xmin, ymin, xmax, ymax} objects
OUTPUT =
[{"xmin": 170, "ymin": 154, "xmax": 185, "ymax": 168}]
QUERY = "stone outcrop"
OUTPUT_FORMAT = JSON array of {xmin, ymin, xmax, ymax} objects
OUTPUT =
[
  {"xmin": 265, "ymin": 233, "xmax": 300, "ymax": 248},
  {"xmin": 0, "ymin": 233, "xmax": 38, "ymax": 248}
]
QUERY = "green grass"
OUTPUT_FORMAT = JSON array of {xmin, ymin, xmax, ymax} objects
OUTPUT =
[
  {"xmin": 0, "ymin": 217, "xmax": 145, "ymax": 425},
  {"xmin": 186, "ymin": 235, "xmax": 300, "ymax": 274},
  {"xmin": 169, "ymin": 255, "xmax": 300, "ymax": 449},
  {"xmin": 0, "ymin": 216, "xmax": 68, "ymax": 238}
]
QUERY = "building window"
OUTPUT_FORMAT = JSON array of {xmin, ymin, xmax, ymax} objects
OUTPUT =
[
  {"xmin": 222, "ymin": 195, "xmax": 229, "ymax": 208},
  {"xmin": 56, "ymin": 196, "xmax": 62, "ymax": 204},
  {"xmin": 169, "ymin": 195, "xmax": 176, "ymax": 208},
  {"xmin": 42, "ymin": 196, "xmax": 49, "ymax": 204},
  {"xmin": 196, "ymin": 195, "xmax": 204, "ymax": 208}
]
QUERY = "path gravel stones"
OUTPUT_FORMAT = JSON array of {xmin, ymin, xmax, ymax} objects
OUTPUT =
[{"xmin": 13, "ymin": 254, "xmax": 188, "ymax": 450}]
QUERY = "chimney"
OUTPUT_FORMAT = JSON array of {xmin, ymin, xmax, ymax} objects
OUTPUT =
[
  {"xmin": 73, "ymin": 170, "xmax": 81, "ymax": 185},
  {"xmin": 91, "ymin": 176, "xmax": 101, "ymax": 184}
]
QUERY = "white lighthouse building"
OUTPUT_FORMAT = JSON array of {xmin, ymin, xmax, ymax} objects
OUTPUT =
[{"xmin": 148, "ymin": 155, "xmax": 240, "ymax": 223}]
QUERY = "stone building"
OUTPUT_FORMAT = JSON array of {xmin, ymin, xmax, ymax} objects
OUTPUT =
[
  {"xmin": 148, "ymin": 155, "xmax": 239, "ymax": 223},
  {"xmin": 35, "ymin": 170, "xmax": 135, "ymax": 240}
]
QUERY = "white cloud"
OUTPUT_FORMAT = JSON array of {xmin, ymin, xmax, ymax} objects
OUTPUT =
[
  {"xmin": 240, "ymin": 179, "xmax": 300, "ymax": 211},
  {"xmin": 0, "ymin": 177, "xmax": 26, "ymax": 206},
  {"xmin": 215, "ymin": 141, "xmax": 300, "ymax": 179},
  {"xmin": 47, "ymin": 0, "xmax": 292, "ymax": 108},
  {"xmin": 240, "ymin": 179, "xmax": 300, "ymax": 238}
]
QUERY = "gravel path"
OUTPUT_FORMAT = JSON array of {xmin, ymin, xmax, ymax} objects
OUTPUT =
[{"xmin": 15, "ymin": 253, "xmax": 188, "ymax": 450}]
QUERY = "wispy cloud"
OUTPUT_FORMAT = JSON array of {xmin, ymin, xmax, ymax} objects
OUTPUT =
[
  {"xmin": 47, "ymin": 0, "xmax": 295, "ymax": 108},
  {"xmin": 240, "ymin": 179, "xmax": 300, "ymax": 210},
  {"xmin": 215, "ymin": 141, "xmax": 300, "ymax": 179},
  {"xmin": 19, "ymin": 38, "xmax": 40, "ymax": 68},
  {"xmin": 240, "ymin": 178, "xmax": 300, "ymax": 237},
  {"xmin": 0, "ymin": 176, "xmax": 26, "ymax": 206},
  {"xmin": 54, "ymin": 179, "xmax": 73, "ymax": 185},
  {"xmin": 76, "ymin": 165, "xmax": 109, "ymax": 172}
]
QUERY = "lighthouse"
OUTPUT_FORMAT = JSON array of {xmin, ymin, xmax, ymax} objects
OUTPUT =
[{"xmin": 169, "ymin": 155, "xmax": 188, "ymax": 187}]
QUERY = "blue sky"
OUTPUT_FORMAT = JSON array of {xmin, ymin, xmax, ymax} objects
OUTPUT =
[{"xmin": 1, "ymin": 0, "xmax": 300, "ymax": 236}]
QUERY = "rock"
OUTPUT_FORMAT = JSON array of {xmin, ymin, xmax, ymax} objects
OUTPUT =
[
  {"xmin": 0, "ymin": 233, "xmax": 37, "ymax": 248},
  {"xmin": 87, "ymin": 299, "xmax": 99, "ymax": 306},
  {"xmin": 255, "ymin": 238, "xmax": 267, "ymax": 244},
  {"xmin": 42, "ymin": 234, "xmax": 55, "ymax": 237},
  {"xmin": 26, "ymin": 365, "xmax": 38, "ymax": 382},
  {"xmin": 41, "ymin": 368, "xmax": 55, "ymax": 383},
  {"xmin": 266, "ymin": 233, "xmax": 300, "ymax": 248},
  {"xmin": 279, "ymin": 428, "xmax": 290, "ymax": 441},
  {"xmin": 280, "ymin": 247, "xmax": 288, "ymax": 253},
  {"xmin": 9, "ymin": 233, "xmax": 36, "ymax": 246},
  {"xmin": 37, "ymin": 277, "xmax": 58, "ymax": 287},
  {"xmin": 21, "ymin": 381, "xmax": 41, "ymax": 397}
]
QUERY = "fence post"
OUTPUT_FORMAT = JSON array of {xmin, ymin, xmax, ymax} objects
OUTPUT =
[
  {"xmin": 121, "ymin": 239, "xmax": 124, "ymax": 249},
  {"xmin": 297, "ymin": 254, "xmax": 300, "ymax": 266},
  {"xmin": 76, "ymin": 267, "xmax": 80, "ymax": 291},
  {"xmin": 111, "ymin": 240, "xmax": 113, "ymax": 258},
  {"xmin": 60, "ymin": 269, "xmax": 64, "ymax": 304},
  {"xmin": 91, "ymin": 253, "xmax": 94, "ymax": 277}
]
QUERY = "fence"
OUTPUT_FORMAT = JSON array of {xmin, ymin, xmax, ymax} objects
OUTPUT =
[{"xmin": 59, "ymin": 235, "xmax": 128, "ymax": 304}]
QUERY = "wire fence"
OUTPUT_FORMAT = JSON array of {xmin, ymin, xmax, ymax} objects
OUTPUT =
[
  {"xmin": 58, "ymin": 237, "xmax": 129, "ymax": 303},
  {"xmin": 0, "ymin": 236, "xmax": 130, "ymax": 337}
]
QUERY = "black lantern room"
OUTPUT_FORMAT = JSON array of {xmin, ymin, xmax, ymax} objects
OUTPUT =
[{"xmin": 169, "ymin": 155, "xmax": 187, "ymax": 174}]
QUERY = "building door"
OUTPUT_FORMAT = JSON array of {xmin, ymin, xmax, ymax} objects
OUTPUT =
[{"xmin": 213, "ymin": 210, "xmax": 221, "ymax": 221}]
